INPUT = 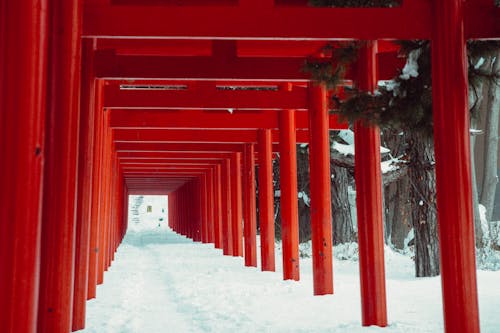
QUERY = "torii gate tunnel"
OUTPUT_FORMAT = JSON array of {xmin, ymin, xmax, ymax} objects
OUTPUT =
[{"xmin": 1, "ymin": 0, "xmax": 499, "ymax": 332}]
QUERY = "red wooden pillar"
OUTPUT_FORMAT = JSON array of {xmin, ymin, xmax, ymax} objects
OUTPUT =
[
  {"xmin": 180, "ymin": 187, "xmax": 184, "ymax": 235},
  {"xmin": 308, "ymin": 83, "xmax": 334, "ymax": 295},
  {"xmin": 88, "ymin": 80, "xmax": 104, "ymax": 295},
  {"xmin": 279, "ymin": 110, "xmax": 300, "ymax": 281},
  {"xmin": 258, "ymin": 129, "xmax": 276, "ymax": 272},
  {"xmin": 243, "ymin": 144, "xmax": 258, "ymax": 267},
  {"xmin": 214, "ymin": 164, "xmax": 223, "ymax": 249},
  {"xmin": 196, "ymin": 179, "xmax": 203, "ymax": 241},
  {"xmin": 221, "ymin": 158, "xmax": 234, "ymax": 255},
  {"xmin": 432, "ymin": 2, "xmax": 480, "ymax": 332},
  {"xmin": 97, "ymin": 110, "xmax": 112, "ymax": 283},
  {"xmin": 183, "ymin": 184, "xmax": 188, "ymax": 237},
  {"xmin": 191, "ymin": 181, "xmax": 196, "ymax": 239},
  {"xmin": 0, "ymin": 1, "xmax": 48, "ymax": 332},
  {"xmin": 201, "ymin": 174, "xmax": 209, "ymax": 243},
  {"xmin": 207, "ymin": 168, "xmax": 215, "ymax": 244},
  {"xmin": 37, "ymin": 1, "xmax": 83, "ymax": 332},
  {"xmin": 168, "ymin": 192, "xmax": 174, "ymax": 230},
  {"xmin": 72, "ymin": 38, "xmax": 96, "ymax": 331},
  {"xmin": 186, "ymin": 183, "xmax": 190, "ymax": 238},
  {"xmin": 231, "ymin": 152, "xmax": 244, "ymax": 257},
  {"xmin": 354, "ymin": 41, "xmax": 387, "ymax": 327}
]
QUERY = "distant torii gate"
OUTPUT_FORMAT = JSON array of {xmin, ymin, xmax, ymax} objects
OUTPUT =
[{"xmin": 1, "ymin": 1, "xmax": 498, "ymax": 333}]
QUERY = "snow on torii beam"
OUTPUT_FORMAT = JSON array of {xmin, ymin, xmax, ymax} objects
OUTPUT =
[
  {"xmin": 83, "ymin": 0, "xmax": 498, "ymax": 40},
  {"xmin": 109, "ymin": 109, "xmax": 346, "ymax": 130}
]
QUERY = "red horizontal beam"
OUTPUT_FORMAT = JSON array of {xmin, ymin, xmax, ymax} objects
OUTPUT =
[
  {"xmin": 118, "ymin": 151, "xmax": 235, "ymax": 159},
  {"xmin": 109, "ymin": 109, "xmax": 347, "ymax": 130},
  {"xmin": 122, "ymin": 166, "xmax": 213, "ymax": 172},
  {"xmin": 83, "ymin": 2, "xmax": 433, "ymax": 39},
  {"xmin": 113, "ymin": 129, "xmax": 311, "ymax": 144},
  {"xmin": 117, "ymin": 151, "xmax": 277, "ymax": 165},
  {"xmin": 95, "ymin": 52, "xmax": 308, "ymax": 81},
  {"xmin": 115, "ymin": 142, "xmax": 244, "ymax": 152},
  {"xmin": 97, "ymin": 39, "xmax": 213, "ymax": 56},
  {"xmin": 95, "ymin": 51, "xmax": 401, "ymax": 81},
  {"xmin": 103, "ymin": 85, "xmax": 308, "ymax": 110},
  {"xmin": 123, "ymin": 172, "xmax": 208, "ymax": 177},
  {"xmin": 127, "ymin": 189, "xmax": 170, "ymax": 195},
  {"xmin": 121, "ymin": 160, "xmax": 220, "ymax": 166}
]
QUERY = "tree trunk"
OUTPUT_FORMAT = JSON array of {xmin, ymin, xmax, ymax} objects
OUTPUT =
[
  {"xmin": 470, "ymin": 117, "xmax": 485, "ymax": 248},
  {"xmin": 296, "ymin": 146, "xmax": 311, "ymax": 243},
  {"xmin": 468, "ymin": 53, "xmax": 489, "ymax": 248},
  {"xmin": 273, "ymin": 155, "xmax": 282, "ymax": 240},
  {"xmin": 384, "ymin": 177, "xmax": 411, "ymax": 249},
  {"xmin": 330, "ymin": 163, "xmax": 355, "ymax": 245},
  {"xmin": 480, "ymin": 54, "xmax": 500, "ymax": 224},
  {"xmin": 407, "ymin": 131, "xmax": 440, "ymax": 277},
  {"xmin": 381, "ymin": 129, "xmax": 411, "ymax": 249}
]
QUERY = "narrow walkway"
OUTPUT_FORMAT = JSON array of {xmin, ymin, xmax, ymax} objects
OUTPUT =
[{"xmin": 82, "ymin": 222, "xmax": 500, "ymax": 333}]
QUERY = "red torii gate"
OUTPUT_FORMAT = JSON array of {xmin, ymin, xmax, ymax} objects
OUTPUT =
[{"xmin": 1, "ymin": 1, "xmax": 499, "ymax": 333}]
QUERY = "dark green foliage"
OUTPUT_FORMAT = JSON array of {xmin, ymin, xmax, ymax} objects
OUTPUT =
[
  {"xmin": 303, "ymin": 42, "xmax": 360, "ymax": 90},
  {"xmin": 341, "ymin": 41, "xmax": 432, "ymax": 135},
  {"xmin": 305, "ymin": 40, "xmax": 500, "ymax": 138},
  {"xmin": 309, "ymin": 0, "xmax": 400, "ymax": 7}
]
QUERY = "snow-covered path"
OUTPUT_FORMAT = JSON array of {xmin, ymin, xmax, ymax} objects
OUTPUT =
[{"xmin": 82, "ymin": 223, "xmax": 500, "ymax": 333}]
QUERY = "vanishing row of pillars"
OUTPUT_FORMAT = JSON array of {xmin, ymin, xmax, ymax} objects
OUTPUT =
[
  {"xmin": 165, "ymin": 73, "xmax": 386, "ymax": 321},
  {"xmin": 0, "ymin": 2, "xmax": 128, "ymax": 333},
  {"xmin": 0, "ymin": 1, "xmax": 481, "ymax": 333}
]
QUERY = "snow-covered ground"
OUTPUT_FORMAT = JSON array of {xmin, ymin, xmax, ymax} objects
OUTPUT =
[{"xmin": 81, "ymin": 196, "xmax": 500, "ymax": 333}]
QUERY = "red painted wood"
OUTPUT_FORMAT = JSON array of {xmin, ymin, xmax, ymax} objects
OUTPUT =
[
  {"xmin": 354, "ymin": 41, "xmax": 387, "ymax": 327},
  {"xmin": 194, "ymin": 178, "xmax": 203, "ymax": 241},
  {"xmin": 97, "ymin": 111, "xmax": 112, "ymax": 284},
  {"xmin": 113, "ymin": 128, "xmax": 312, "ymax": 145},
  {"xmin": 214, "ymin": 164, "xmax": 223, "ymax": 249},
  {"xmin": 95, "ymin": 52, "xmax": 309, "ymax": 81},
  {"xmin": 308, "ymin": 83, "xmax": 333, "ymax": 295},
  {"xmin": 109, "ymin": 109, "xmax": 346, "ymax": 131},
  {"xmin": 83, "ymin": 1, "xmax": 433, "ymax": 39},
  {"xmin": 279, "ymin": 110, "xmax": 300, "ymax": 281},
  {"xmin": 115, "ymin": 142, "xmax": 244, "ymax": 153},
  {"xmin": 258, "ymin": 129, "xmax": 276, "ymax": 272},
  {"xmin": 201, "ymin": 174, "xmax": 209, "ymax": 243},
  {"xmin": 0, "ymin": 1, "xmax": 47, "ymax": 332},
  {"xmin": 104, "ymin": 85, "xmax": 308, "ymax": 110},
  {"xmin": 97, "ymin": 38, "xmax": 212, "ymax": 56},
  {"xmin": 207, "ymin": 168, "xmax": 215, "ymax": 244},
  {"xmin": 431, "ymin": 1, "xmax": 480, "ymax": 332},
  {"xmin": 95, "ymin": 52, "xmax": 403, "ymax": 81},
  {"xmin": 72, "ymin": 38, "xmax": 96, "ymax": 331},
  {"xmin": 88, "ymin": 80, "xmax": 105, "ymax": 299},
  {"xmin": 221, "ymin": 158, "xmax": 233, "ymax": 255},
  {"xmin": 38, "ymin": 1, "xmax": 83, "ymax": 332},
  {"xmin": 118, "ymin": 151, "xmax": 234, "ymax": 159},
  {"xmin": 231, "ymin": 152, "xmax": 244, "ymax": 257},
  {"xmin": 243, "ymin": 144, "xmax": 257, "ymax": 267}
]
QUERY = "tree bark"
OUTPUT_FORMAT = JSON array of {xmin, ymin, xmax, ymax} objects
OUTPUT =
[
  {"xmin": 470, "ymin": 118, "xmax": 485, "ymax": 248},
  {"xmin": 468, "ymin": 54, "xmax": 489, "ymax": 248},
  {"xmin": 330, "ymin": 163, "xmax": 355, "ymax": 245},
  {"xmin": 296, "ymin": 146, "xmax": 311, "ymax": 243},
  {"xmin": 480, "ymin": 54, "xmax": 500, "ymax": 225},
  {"xmin": 384, "ymin": 177, "xmax": 411, "ymax": 249},
  {"xmin": 407, "ymin": 131, "xmax": 440, "ymax": 277}
]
